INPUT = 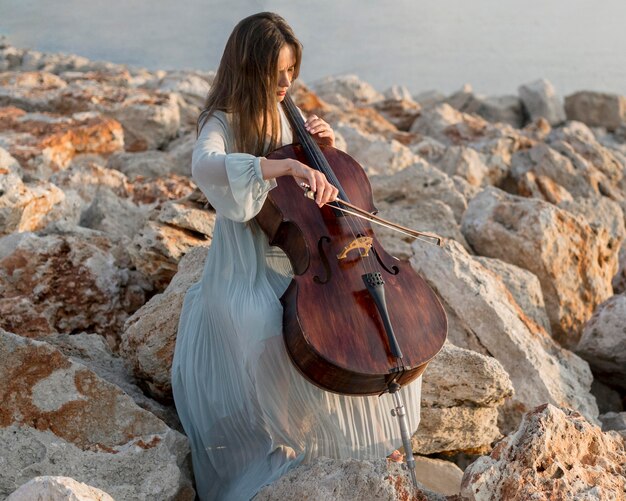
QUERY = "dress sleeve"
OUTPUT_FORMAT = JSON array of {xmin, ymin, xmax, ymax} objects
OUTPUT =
[{"xmin": 191, "ymin": 113, "xmax": 277, "ymax": 222}]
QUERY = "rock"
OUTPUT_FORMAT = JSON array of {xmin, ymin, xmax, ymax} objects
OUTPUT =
[
  {"xmin": 413, "ymin": 456, "xmax": 464, "ymax": 497},
  {"xmin": 106, "ymin": 150, "xmax": 178, "ymax": 179},
  {"xmin": 614, "ymin": 244, "xmax": 626, "ymax": 294},
  {"xmin": 0, "ymin": 329, "xmax": 194, "ymax": 500},
  {"xmin": 106, "ymin": 92, "xmax": 180, "ymax": 152},
  {"xmin": 311, "ymin": 74, "xmax": 384, "ymax": 106},
  {"xmin": 0, "ymin": 148, "xmax": 65, "ymax": 235},
  {"xmin": 130, "ymin": 173, "xmax": 197, "ymax": 206},
  {"xmin": 49, "ymin": 160, "xmax": 132, "ymax": 202},
  {"xmin": 0, "ymin": 231, "xmax": 147, "ymax": 344},
  {"xmin": 371, "ymin": 160, "xmax": 468, "ymax": 223},
  {"xmin": 0, "ymin": 107, "xmax": 124, "ymax": 179},
  {"xmin": 0, "ymin": 71, "xmax": 68, "ymax": 110},
  {"xmin": 591, "ymin": 380, "xmax": 624, "ymax": 415},
  {"xmin": 127, "ymin": 194, "xmax": 214, "ymax": 291},
  {"xmin": 456, "ymin": 93, "xmax": 526, "ymax": 129},
  {"xmin": 333, "ymin": 122, "xmax": 419, "ymax": 175},
  {"xmin": 410, "ymin": 103, "xmax": 497, "ymax": 147},
  {"xmin": 7, "ymin": 476, "xmax": 114, "ymax": 501},
  {"xmin": 256, "ymin": 457, "xmax": 445, "ymax": 501},
  {"xmin": 565, "ymin": 91, "xmax": 626, "ymax": 131},
  {"xmin": 383, "ymin": 85, "xmax": 414, "ymax": 102},
  {"xmin": 548, "ymin": 121, "xmax": 625, "ymax": 194},
  {"xmin": 42, "ymin": 332, "xmax": 181, "ymax": 430},
  {"xmin": 576, "ymin": 294, "xmax": 626, "ymax": 391},
  {"xmin": 413, "ymin": 343, "xmax": 514, "ymax": 455},
  {"xmin": 373, "ymin": 98, "xmax": 422, "ymax": 131},
  {"xmin": 460, "ymin": 404, "xmax": 626, "ymax": 501},
  {"xmin": 121, "ymin": 246, "xmax": 208, "ymax": 400},
  {"xmin": 510, "ymin": 143, "xmax": 599, "ymax": 199},
  {"xmin": 515, "ymin": 171, "xmax": 574, "ymax": 204},
  {"xmin": 518, "ymin": 79, "xmax": 566, "ymax": 126},
  {"xmin": 164, "ymin": 132, "xmax": 195, "ymax": 177},
  {"xmin": 599, "ymin": 412, "xmax": 626, "ymax": 439},
  {"xmin": 410, "ymin": 239, "xmax": 598, "ymax": 430},
  {"xmin": 373, "ymin": 199, "xmax": 470, "ymax": 260},
  {"xmin": 414, "ymin": 89, "xmax": 446, "ymax": 108},
  {"xmin": 437, "ymin": 146, "xmax": 490, "ymax": 187},
  {"xmin": 461, "ymin": 187, "xmax": 618, "ymax": 347},
  {"xmin": 474, "ymin": 256, "xmax": 552, "ymax": 335},
  {"xmin": 79, "ymin": 187, "xmax": 148, "ymax": 241}
]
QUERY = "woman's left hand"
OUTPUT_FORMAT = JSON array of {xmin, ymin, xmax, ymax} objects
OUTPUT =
[{"xmin": 304, "ymin": 115, "xmax": 335, "ymax": 148}]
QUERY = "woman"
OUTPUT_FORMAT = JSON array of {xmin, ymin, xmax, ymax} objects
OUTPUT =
[{"xmin": 171, "ymin": 12, "xmax": 421, "ymax": 500}]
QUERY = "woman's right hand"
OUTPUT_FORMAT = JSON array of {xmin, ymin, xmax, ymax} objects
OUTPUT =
[{"xmin": 288, "ymin": 159, "xmax": 338, "ymax": 208}]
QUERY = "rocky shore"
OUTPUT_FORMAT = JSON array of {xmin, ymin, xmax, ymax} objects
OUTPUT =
[{"xmin": 0, "ymin": 38, "xmax": 625, "ymax": 500}]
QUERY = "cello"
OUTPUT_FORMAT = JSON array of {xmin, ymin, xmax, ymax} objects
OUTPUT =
[
  {"xmin": 255, "ymin": 93, "xmax": 448, "ymax": 485},
  {"xmin": 256, "ymin": 93, "xmax": 447, "ymax": 394}
]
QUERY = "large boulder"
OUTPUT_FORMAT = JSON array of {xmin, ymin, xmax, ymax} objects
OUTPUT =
[
  {"xmin": 410, "ymin": 239, "xmax": 598, "ymax": 431},
  {"xmin": 0, "ymin": 230, "xmax": 148, "ymax": 344},
  {"xmin": 121, "ymin": 245, "xmax": 208, "ymax": 400},
  {"xmin": 127, "ymin": 193, "xmax": 214, "ymax": 291},
  {"xmin": 518, "ymin": 79, "xmax": 566, "ymax": 126},
  {"xmin": 461, "ymin": 187, "xmax": 619, "ymax": 347},
  {"xmin": 311, "ymin": 74, "xmax": 384, "ymax": 107},
  {"xmin": 413, "ymin": 342, "xmax": 514, "ymax": 455},
  {"xmin": 576, "ymin": 294, "xmax": 626, "ymax": 391},
  {"xmin": 0, "ymin": 329, "xmax": 194, "ymax": 500},
  {"xmin": 256, "ymin": 457, "xmax": 445, "ymax": 501},
  {"xmin": 460, "ymin": 404, "xmax": 626, "ymax": 501},
  {"xmin": 565, "ymin": 91, "xmax": 626, "ymax": 131},
  {"xmin": 0, "ymin": 106, "xmax": 124, "ymax": 179},
  {"xmin": 7, "ymin": 476, "xmax": 114, "ymax": 501}
]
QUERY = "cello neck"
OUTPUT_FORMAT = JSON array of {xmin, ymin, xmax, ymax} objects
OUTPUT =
[{"xmin": 281, "ymin": 94, "xmax": 349, "ymax": 203}]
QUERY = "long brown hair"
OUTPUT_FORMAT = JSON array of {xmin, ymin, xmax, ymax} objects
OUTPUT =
[{"xmin": 197, "ymin": 12, "xmax": 302, "ymax": 156}]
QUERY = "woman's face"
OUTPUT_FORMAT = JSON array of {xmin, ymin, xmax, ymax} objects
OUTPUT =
[{"xmin": 276, "ymin": 44, "xmax": 296, "ymax": 102}]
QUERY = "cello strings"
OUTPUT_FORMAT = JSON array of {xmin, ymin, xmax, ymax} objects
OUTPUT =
[{"xmin": 283, "ymin": 96, "xmax": 378, "ymax": 275}]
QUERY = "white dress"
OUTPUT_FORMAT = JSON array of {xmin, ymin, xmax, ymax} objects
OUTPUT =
[{"xmin": 171, "ymin": 106, "xmax": 422, "ymax": 501}]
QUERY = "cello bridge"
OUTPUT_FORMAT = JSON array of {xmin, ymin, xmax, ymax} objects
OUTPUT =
[{"xmin": 337, "ymin": 236, "xmax": 373, "ymax": 260}]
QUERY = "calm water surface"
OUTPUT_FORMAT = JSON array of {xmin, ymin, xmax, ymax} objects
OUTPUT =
[{"xmin": 1, "ymin": 0, "xmax": 625, "ymax": 97}]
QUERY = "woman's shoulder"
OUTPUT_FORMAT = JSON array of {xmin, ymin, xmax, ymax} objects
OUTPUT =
[{"xmin": 198, "ymin": 109, "xmax": 234, "ymax": 136}]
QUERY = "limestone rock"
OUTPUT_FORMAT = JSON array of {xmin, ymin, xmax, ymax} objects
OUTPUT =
[
  {"xmin": 79, "ymin": 187, "xmax": 149, "ymax": 241},
  {"xmin": 518, "ymin": 79, "xmax": 566, "ymax": 125},
  {"xmin": 130, "ymin": 173, "xmax": 196, "ymax": 206},
  {"xmin": 42, "ymin": 332, "xmax": 180, "ymax": 430},
  {"xmin": 413, "ymin": 456, "xmax": 463, "ymax": 497},
  {"xmin": 510, "ymin": 143, "xmax": 599, "ymax": 199},
  {"xmin": 121, "ymin": 246, "xmax": 208, "ymax": 400},
  {"xmin": 576, "ymin": 294, "xmax": 626, "ymax": 391},
  {"xmin": 460, "ymin": 404, "xmax": 626, "ymax": 501},
  {"xmin": 599, "ymin": 411, "xmax": 626, "ymax": 439},
  {"xmin": 474, "ymin": 256, "xmax": 552, "ymax": 335},
  {"xmin": 333, "ymin": 122, "xmax": 419, "ymax": 175},
  {"xmin": 0, "ymin": 329, "xmax": 194, "ymax": 500},
  {"xmin": 413, "ymin": 343, "xmax": 514, "ymax": 455},
  {"xmin": 371, "ymin": 160, "xmax": 467, "ymax": 223},
  {"xmin": 565, "ymin": 91, "xmax": 626, "ymax": 131},
  {"xmin": 447, "ymin": 87, "xmax": 525, "ymax": 128},
  {"xmin": 0, "ymin": 231, "xmax": 146, "ymax": 344},
  {"xmin": 373, "ymin": 199, "xmax": 470, "ymax": 260},
  {"xmin": 50, "ymin": 160, "xmax": 132, "ymax": 202},
  {"xmin": 437, "ymin": 146, "xmax": 490, "ymax": 187},
  {"xmin": 0, "ymin": 149, "xmax": 65, "ymax": 235},
  {"xmin": 311, "ymin": 74, "xmax": 384, "ymax": 106},
  {"xmin": 461, "ymin": 187, "xmax": 618, "ymax": 346},
  {"xmin": 256, "ymin": 457, "xmax": 445, "ymax": 501},
  {"xmin": 127, "ymin": 194, "xmax": 214, "ymax": 291},
  {"xmin": 410, "ymin": 239, "xmax": 598, "ymax": 430},
  {"xmin": 373, "ymin": 98, "xmax": 422, "ymax": 131},
  {"xmin": 0, "ymin": 107, "xmax": 124, "ymax": 179},
  {"xmin": 7, "ymin": 476, "xmax": 114, "ymax": 501},
  {"xmin": 106, "ymin": 150, "xmax": 178, "ymax": 179}
]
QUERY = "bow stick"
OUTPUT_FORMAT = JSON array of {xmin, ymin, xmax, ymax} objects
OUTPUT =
[{"xmin": 299, "ymin": 183, "xmax": 444, "ymax": 247}]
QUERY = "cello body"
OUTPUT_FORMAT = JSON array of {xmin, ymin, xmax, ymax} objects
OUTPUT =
[{"xmin": 256, "ymin": 140, "xmax": 448, "ymax": 396}]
